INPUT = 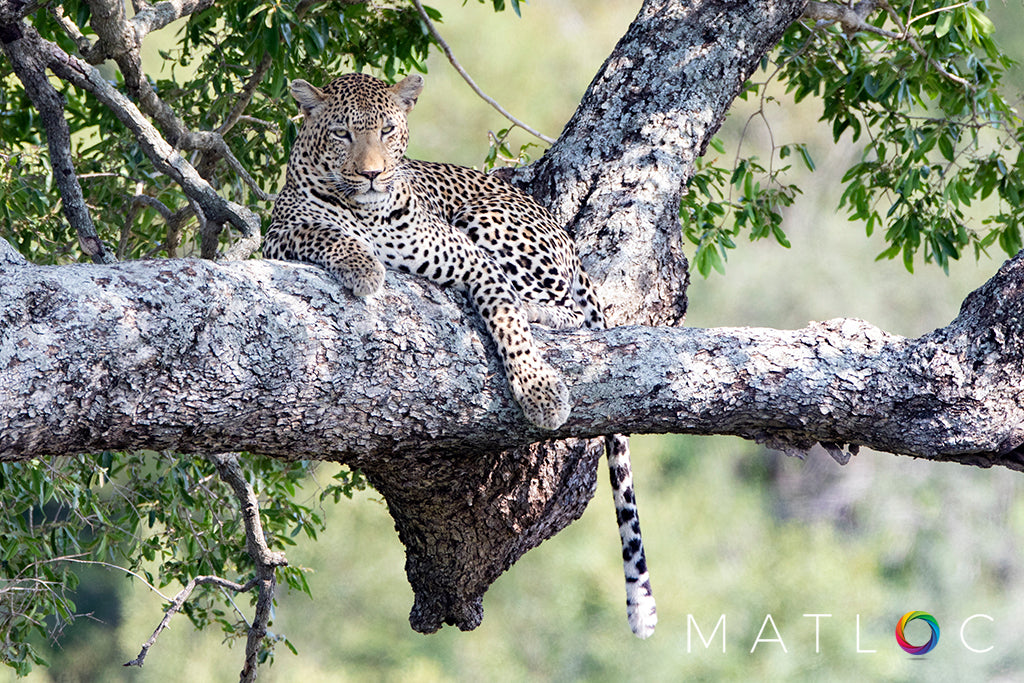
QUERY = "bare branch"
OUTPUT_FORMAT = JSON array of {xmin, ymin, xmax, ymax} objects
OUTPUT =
[
  {"xmin": 124, "ymin": 574, "xmax": 258, "ymax": 668},
  {"xmin": 187, "ymin": 130, "xmax": 276, "ymax": 202},
  {"xmin": 410, "ymin": 0, "xmax": 556, "ymax": 145},
  {"xmin": 208, "ymin": 453, "xmax": 287, "ymax": 683},
  {"xmin": 124, "ymin": 455, "xmax": 286, "ymax": 674},
  {"xmin": 121, "ymin": 191, "xmax": 194, "ymax": 259},
  {"xmin": 218, "ymin": 53, "xmax": 275, "ymax": 138},
  {"xmin": 35, "ymin": 35, "xmax": 261, "ymax": 258},
  {"xmin": 208, "ymin": 454, "xmax": 288, "ymax": 569},
  {"xmin": 54, "ymin": 557, "xmax": 173, "ymax": 602},
  {"xmin": 50, "ymin": 4, "xmax": 92, "ymax": 53},
  {"xmin": 130, "ymin": 0, "xmax": 217, "ymax": 41}
]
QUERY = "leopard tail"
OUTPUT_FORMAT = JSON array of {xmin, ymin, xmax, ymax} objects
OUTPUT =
[{"xmin": 606, "ymin": 433, "xmax": 657, "ymax": 639}]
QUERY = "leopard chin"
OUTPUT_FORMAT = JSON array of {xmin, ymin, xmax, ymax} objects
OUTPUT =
[{"xmin": 351, "ymin": 190, "xmax": 391, "ymax": 205}]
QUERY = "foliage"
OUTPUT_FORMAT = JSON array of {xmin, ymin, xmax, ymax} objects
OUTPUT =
[
  {"xmin": 0, "ymin": 452, "xmax": 364, "ymax": 676},
  {"xmin": 682, "ymin": 0, "xmax": 1024, "ymax": 276},
  {"xmin": 1, "ymin": 0, "xmax": 436, "ymax": 263},
  {"xmin": 483, "ymin": 127, "xmax": 537, "ymax": 171}
]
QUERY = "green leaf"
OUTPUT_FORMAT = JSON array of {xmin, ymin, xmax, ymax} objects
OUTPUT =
[{"xmin": 966, "ymin": 6, "xmax": 995, "ymax": 39}]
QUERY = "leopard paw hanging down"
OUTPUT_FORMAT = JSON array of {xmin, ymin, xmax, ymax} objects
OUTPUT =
[{"xmin": 264, "ymin": 71, "xmax": 655, "ymax": 636}]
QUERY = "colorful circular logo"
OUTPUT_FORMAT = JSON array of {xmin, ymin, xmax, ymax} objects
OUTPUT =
[{"xmin": 895, "ymin": 611, "xmax": 940, "ymax": 655}]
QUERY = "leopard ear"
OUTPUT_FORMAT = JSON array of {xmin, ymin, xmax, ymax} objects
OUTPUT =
[
  {"xmin": 391, "ymin": 74, "xmax": 424, "ymax": 113},
  {"xmin": 290, "ymin": 79, "xmax": 327, "ymax": 116}
]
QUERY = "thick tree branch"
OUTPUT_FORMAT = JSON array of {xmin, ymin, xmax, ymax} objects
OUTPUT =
[
  {"xmin": 2, "ymin": 247, "xmax": 1022, "ymax": 468},
  {"xmin": 3, "ymin": 240, "xmax": 1024, "ymax": 630},
  {"xmin": 511, "ymin": 0, "xmax": 807, "ymax": 328}
]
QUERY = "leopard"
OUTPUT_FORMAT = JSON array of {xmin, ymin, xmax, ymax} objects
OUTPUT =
[{"xmin": 263, "ymin": 72, "xmax": 656, "ymax": 638}]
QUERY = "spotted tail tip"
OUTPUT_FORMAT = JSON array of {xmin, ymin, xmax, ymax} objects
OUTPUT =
[{"xmin": 627, "ymin": 583, "xmax": 657, "ymax": 639}]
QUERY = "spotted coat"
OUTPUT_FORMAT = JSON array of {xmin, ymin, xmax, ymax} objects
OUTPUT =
[{"xmin": 263, "ymin": 72, "xmax": 655, "ymax": 637}]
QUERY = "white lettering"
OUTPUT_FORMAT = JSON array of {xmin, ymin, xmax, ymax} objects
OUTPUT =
[
  {"xmin": 856, "ymin": 614, "xmax": 876, "ymax": 653},
  {"xmin": 803, "ymin": 613, "xmax": 832, "ymax": 653},
  {"xmin": 750, "ymin": 614, "xmax": 788, "ymax": 654},
  {"xmin": 687, "ymin": 614, "xmax": 726, "ymax": 653},
  {"xmin": 960, "ymin": 614, "xmax": 994, "ymax": 654}
]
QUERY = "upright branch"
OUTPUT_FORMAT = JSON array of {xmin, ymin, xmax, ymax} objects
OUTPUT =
[
  {"xmin": 0, "ymin": 23, "xmax": 115, "ymax": 263},
  {"xmin": 512, "ymin": 0, "xmax": 805, "ymax": 327},
  {"xmin": 125, "ymin": 453, "xmax": 287, "ymax": 681},
  {"xmin": 0, "ymin": 0, "xmax": 263, "ymax": 261}
]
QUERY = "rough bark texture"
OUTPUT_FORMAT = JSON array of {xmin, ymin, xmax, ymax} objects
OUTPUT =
[
  {"xmin": 4, "ymin": 244, "xmax": 1024, "ymax": 464},
  {"xmin": 511, "ymin": 0, "xmax": 806, "ymax": 328},
  {"xmin": 0, "ymin": 0, "xmax": 831, "ymax": 632},
  {"xmin": 4, "ymin": 233, "xmax": 1024, "ymax": 618}
]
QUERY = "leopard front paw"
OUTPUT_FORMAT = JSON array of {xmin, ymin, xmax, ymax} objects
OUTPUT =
[
  {"xmin": 507, "ymin": 358, "xmax": 571, "ymax": 430},
  {"xmin": 523, "ymin": 302, "xmax": 585, "ymax": 330},
  {"xmin": 335, "ymin": 260, "xmax": 386, "ymax": 297}
]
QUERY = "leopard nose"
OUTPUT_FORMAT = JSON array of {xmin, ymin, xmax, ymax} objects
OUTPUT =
[{"xmin": 358, "ymin": 169, "xmax": 383, "ymax": 180}]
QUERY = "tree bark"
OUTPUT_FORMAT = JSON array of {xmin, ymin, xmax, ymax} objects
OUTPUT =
[
  {"xmin": 511, "ymin": 0, "xmax": 807, "ymax": 328},
  {"xmin": 3, "ymin": 242, "xmax": 1023, "ymax": 465}
]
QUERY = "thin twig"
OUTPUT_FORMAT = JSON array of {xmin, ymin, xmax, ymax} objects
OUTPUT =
[
  {"xmin": 906, "ymin": 0, "xmax": 970, "ymax": 29},
  {"xmin": 802, "ymin": 0, "xmax": 974, "ymax": 91},
  {"xmin": 124, "ymin": 575, "xmax": 258, "ymax": 668},
  {"xmin": 55, "ymin": 557, "xmax": 174, "ymax": 602},
  {"xmin": 410, "ymin": 0, "xmax": 556, "ymax": 145}
]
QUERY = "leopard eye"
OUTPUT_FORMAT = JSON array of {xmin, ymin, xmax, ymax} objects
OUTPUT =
[
  {"xmin": 380, "ymin": 124, "xmax": 395, "ymax": 136},
  {"xmin": 330, "ymin": 128, "xmax": 352, "ymax": 142}
]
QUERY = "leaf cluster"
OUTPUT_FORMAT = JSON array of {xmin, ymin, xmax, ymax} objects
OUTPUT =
[
  {"xmin": 683, "ymin": 0, "xmax": 1024, "ymax": 275},
  {"xmin": 683, "ymin": 136, "xmax": 811, "ymax": 277},
  {"xmin": 0, "ymin": 452, "xmax": 364, "ymax": 675}
]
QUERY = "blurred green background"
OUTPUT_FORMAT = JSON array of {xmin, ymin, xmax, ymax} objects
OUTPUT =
[{"xmin": 11, "ymin": 0, "xmax": 1024, "ymax": 680}]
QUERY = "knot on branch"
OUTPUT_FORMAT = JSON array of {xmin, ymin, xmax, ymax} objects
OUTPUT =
[{"xmin": 361, "ymin": 437, "xmax": 605, "ymax": 633}]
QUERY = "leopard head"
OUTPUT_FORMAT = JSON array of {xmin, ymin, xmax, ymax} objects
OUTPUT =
[{"xmin": 287, "ymin": 72, "xmax": 424, "ymax": 204}]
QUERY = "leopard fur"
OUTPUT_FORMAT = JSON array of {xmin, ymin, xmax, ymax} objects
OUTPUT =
[{"xmin": 263, "ymin": 72, "xmax": 656, "ymax": 637}]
